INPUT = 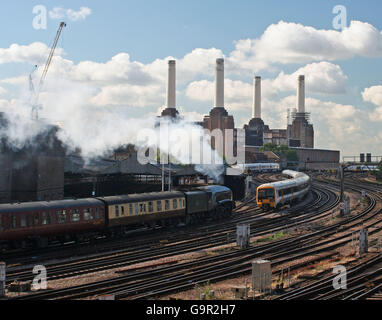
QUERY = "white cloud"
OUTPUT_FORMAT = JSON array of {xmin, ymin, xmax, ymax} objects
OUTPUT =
[
  {"xmin": 185, "ymin": 62, "xmax": 348, "ymax": 112},
  {"xmin": 49, "ymin": 7, "xmax": 65, "ymax": 20},
  {"xmin": 362, "ymin": 85, "xmax": 382, "ymax": 106},
  {"xmin": 1, "ymin": 18, "xmax": 382, "ymax": 156},
  {"xmin": 228, "ymin": 20, "xmax": 382, "ymax": 73},
  {"xmin": 0, "ymin": 42, "xmax": 60, "ymax": 65},
  {"xmin": 66, "ymin": 7, "xmax": 92, "ymax": 21},
  {"xmin": 0, "ymin": 86, "xmax": 7, "ymax": 96},
  {"xmin": 362, "ymin": 85, "xmax": 382, "ymax": 121},
  {"xmin": 49, "ymin": 7, "xmax": 92, "ymax": 22},
  {"xmin": 269, "ymin": 62, "xmax": 347, "ymax": 94}
]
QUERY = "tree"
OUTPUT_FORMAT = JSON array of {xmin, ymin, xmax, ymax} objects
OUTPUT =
[{"xmin": 260, "ymin": 143, "xmax": 299, "ymax": 162}]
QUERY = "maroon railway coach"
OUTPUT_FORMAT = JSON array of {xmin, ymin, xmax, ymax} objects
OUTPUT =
[{"xmin": 0, "ymin": 198, "xmax": 106, "ymax": 247}]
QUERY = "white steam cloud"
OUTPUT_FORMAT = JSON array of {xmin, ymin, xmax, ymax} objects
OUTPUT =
[{"xmin": 0, "ymin": 78, "xmax": 225, "ymax": 180}]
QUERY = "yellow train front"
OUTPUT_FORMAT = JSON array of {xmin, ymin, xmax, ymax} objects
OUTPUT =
[{"xmin": 256, "ymin": 185, "xmax": 276, "ymax": 211}]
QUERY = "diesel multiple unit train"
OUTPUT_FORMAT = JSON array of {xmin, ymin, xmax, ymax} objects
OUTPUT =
[
  {"xmin": 257, "ymin": 170, "xmax": 311, "ymax": 210},
  {"xmin": 0, "ymin": 185, "xmax": 233, "ymax": 249}
]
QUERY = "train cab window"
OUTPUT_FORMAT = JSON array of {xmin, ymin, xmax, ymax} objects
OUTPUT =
[
  {"xmin": 156, "ymin": 201, "xmax": 162, "ymax": 212},
  {"xmin": 173, "ymin": 199, "xmax": 177, "ymax": 209},
  {"xmin": 57, "ymin": 210, "xmax": 67, "ymax": 224},
  {"xmin": 165, "ymin": 200, "xmax": 170, "ymax": 210},
  {"xmin": 70, "ymin": 210, "xmax": 80, "ymax": 222},
  {"xmin": 20, "ymin": 215, "xmax": 27, "ymax": 228},
  {"xmin": 42, "ymin": 212, "xmax": 51, "ymax": 225},
  {"xmin": 11, "ymin": 215, "xmax": 17, "ymax": 229},
  {"xmin": 115, "ymin": 206, "xmax": 119, "ymax": 217},
  {"xmin": 258, "ymin": 188, "xmax": 275, "ymax": 200},
  {"xmin": 148, "ymin": 202, "xmax": 153, "ymax": 213},
  {"xmin": 84, "ymin": 209, "xmax": 94, "ymax": 220}
]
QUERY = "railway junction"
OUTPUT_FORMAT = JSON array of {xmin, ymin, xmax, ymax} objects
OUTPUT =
[{"xmin": 1, "ymin": 169, "xmax": 382, "ymax": 301}]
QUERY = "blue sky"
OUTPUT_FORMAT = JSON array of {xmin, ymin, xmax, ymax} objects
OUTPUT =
[{"xmin": 1, "ymin": 0, "xmax": 382, "ymax": 158}]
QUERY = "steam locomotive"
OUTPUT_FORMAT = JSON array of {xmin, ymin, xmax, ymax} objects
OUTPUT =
[{"xmin": 0, "ymin": 185, "xmax": 233, "ymax": 249}]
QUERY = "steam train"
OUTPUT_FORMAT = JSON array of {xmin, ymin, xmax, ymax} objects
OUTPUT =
[
  {"xmin": 257, "ymin": 170, "xmax": 311, "ymax": 210},
  {"xmin": 0, "ymin": 185, "xmax": 233, "ymax": 249}
]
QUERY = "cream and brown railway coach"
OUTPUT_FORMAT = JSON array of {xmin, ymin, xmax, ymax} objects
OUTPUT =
[{"xmin": 99, "ymin": 191, "xmax": 186, "ymax": 229}]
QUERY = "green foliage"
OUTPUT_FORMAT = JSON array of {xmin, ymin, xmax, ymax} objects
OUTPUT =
[
  {"xmin": 260, "ymin": 143, "xmax": 299, "ymax": 162},
  {"xmin": 196, "ymin": 281, "xmax": 214, "ymax": 300},
  {"xmin": 256, "ymin": 231, "xmax": 286, "ymax": 243}
]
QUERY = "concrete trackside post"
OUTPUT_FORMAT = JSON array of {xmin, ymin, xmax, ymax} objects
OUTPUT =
[
  {"xmin": 0, "ymin": 262, "xmax": 6, "ymax": 297},
  {"xmin": 359, "ymin": 229, "xmax": 368, "ymax": 254},
  {"xmin": 237, "ymin": 224, "xmax": 250, "ymax": 248}
]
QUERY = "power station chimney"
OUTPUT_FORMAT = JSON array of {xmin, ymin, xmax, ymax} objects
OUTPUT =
[
  {"xmin": 297, "ymin": 75, "xmax": 305, "ymax": 113},
  {"xmin": 214, "ymin": 58, "xmax": 224, "ymax": 108},
  {"xmin": 253, "ymin": 76, "xmax": 261, "ymax": 119},
  {"xmin": 166, "ymin": 60, "xmax": 176, "ymax": 108}
]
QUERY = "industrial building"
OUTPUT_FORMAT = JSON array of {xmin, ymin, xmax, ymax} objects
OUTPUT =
[
  {"xmin": 287, "ymin": 76, "xmax": 314, "ymax": 148},
  {"xmin": 0, "ymin": 113, "xmax": 65, "ymax": 204},
  {"xmin": 202, "ymin": 59, "xmax": 235, "ymax": 157},
  {"xmin": 160, "ymin": 60, "xmax": 179, "ymax": 119},
  {"xmin": 291, "ymin": 147, "xmax": 339, "ymax": 170},
  {"xmin": 243, "ymin": 76, "xmax": 289, "ymax": 148}
]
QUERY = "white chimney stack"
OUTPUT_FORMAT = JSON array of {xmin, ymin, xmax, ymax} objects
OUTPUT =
[
  {"xmin": 214, "ymin": 58, "xmax": 224, "ymax": 108},
  {"xmin": 253, "ymin": 76, "xmax": 261, "ymax": 119},
  {"xmin": 166, "ymin": 60, "xmax": 176, "ymax": 108},
  {"xmin": 297, "ymin": 75, "xmax": 305, "ymax": 113}
]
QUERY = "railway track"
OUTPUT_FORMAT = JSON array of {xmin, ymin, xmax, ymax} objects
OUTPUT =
[
  {"xmin": 14, "ymin": 172, "xmax": 382, "ymax": 300},
  {"xmin": 11, "ymin": 179, "xmax": 342, "ymax": 299},
  {"xmin": 4, "ymin": 174, "xmax": 320, "ymax": 283},
  {"xmin": 271, "ymin": 175, "xmax": 382, "ymax": 300},
  {"xmin": 6, "ymin": 187, "xmax": 322, "ymax": 284}
]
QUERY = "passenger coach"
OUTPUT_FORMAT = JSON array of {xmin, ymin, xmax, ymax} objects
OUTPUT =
[{"xmin": 0, "ymin": 199, "xmax": 105, "ymax": 247}]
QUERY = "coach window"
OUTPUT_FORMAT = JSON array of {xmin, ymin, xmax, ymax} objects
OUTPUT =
[
  {"xmin": 165, "ymin": 200, "xmax": 170, "ymax": 210},
  {"xmin": 139, "ymin": 203, "xmax": 146, "ymax": 213},
  {"xmin": 11, "ymin": 215, "xmax": 17, "ymax": 229},
  {"xmin": 95, "ymin": 208, "xmax": 100, "ymax": 219},
  {"xmin": 114, "ymin": 206, "xmax": 119, "ymax": 218},
  {"xmin": 173, "ymin": 199, "xmax": 177, "ymax": 209},
  {"xmin": 34, "ymin": 214, "xmax": 40, "ymax": 226},
  {"xmin": 148, "ymin": 202, "xmax": 153, "ymax": 213},
  {"xmin": 156, "ymin": 201, "xmax": 162, "ymax": 212},
  {"xmin": 135, "ymin": 203, "xmax": 139, "ymax": 215},
  {"xmin": 28, "ymin": 215, "xmax": 34, "ymax": 227},
  {"xmin": 20, "ymin": 214, "xmax": 27, "ymax": 228},
  {"xmin": 129, "ymin": 204, "xmax": 133, "ymax": 216},
  {"xmin": 42, "ymin": 212, "xmax": 50, "ymax": 225},
  {"xmin": 84, "ymin": 208, "xmax": 93, "ymax": 220},
  {"xmin": 121, "ymin": 206, "xmax": 125, "ymax": 216},
  {"xmin": 70, "ymin": 209, "xmax": 80, "ymax": 222},
  {"xmin": 57, "ymin": 210, "xmax": 66, "ymax": 224}
]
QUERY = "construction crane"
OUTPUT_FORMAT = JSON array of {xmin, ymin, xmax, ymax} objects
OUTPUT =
[{"xmin": 31, "ymin": 21, "xmax": 66, "ymax": 120}]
